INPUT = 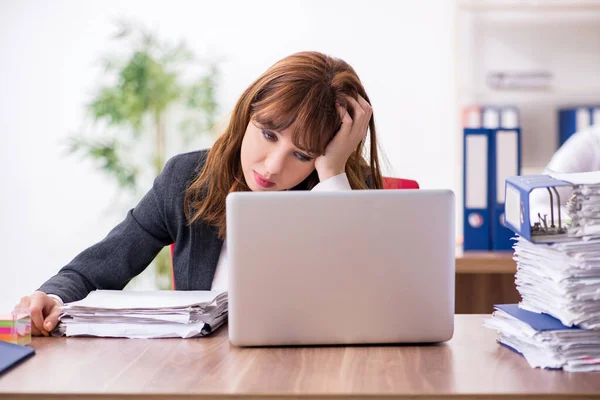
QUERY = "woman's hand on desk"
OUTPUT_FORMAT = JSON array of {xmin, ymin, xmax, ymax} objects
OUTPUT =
[{"xmin": 15, "ymin": 291, "xmax": 62, "ymax": 336}]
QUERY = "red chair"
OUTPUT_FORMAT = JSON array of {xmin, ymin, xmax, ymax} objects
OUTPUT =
[
  {"xmin": 169, "ymin": 176, "xmax": 419, "ymax": 289},
  {"xmin": 382, "ymin": 177, "xmax": 419, "ymax": 190}
]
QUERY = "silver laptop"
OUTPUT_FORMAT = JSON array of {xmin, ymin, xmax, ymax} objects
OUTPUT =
[{"xmin": 226, "ymin": 189, "xmax": 455, "ymax": 346}]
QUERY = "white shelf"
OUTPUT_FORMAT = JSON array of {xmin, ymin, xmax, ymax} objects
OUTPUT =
[
  {"xmin": 459, "ymin": 0, "xmax": 600, "ymax": 12},
  {"xmin": 459, "ymin": 86, "xmax": 600, "ymax": 98}
]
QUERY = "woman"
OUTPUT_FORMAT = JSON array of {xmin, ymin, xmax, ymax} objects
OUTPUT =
[{"xmin": 17, "ymin": 51, "xmax": 384, "ymax": 336}]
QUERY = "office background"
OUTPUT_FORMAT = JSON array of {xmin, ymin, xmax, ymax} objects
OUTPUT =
[
  {"xmin": 4, "ymin": 1, "xmax": 600, "ymax": 313},
  {"xmin": 0, "ymin": 0, "xmax": 457, "ymax": 311}
]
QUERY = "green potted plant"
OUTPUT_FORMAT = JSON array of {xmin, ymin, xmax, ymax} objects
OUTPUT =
[{"xmin": 68, "ymin": 21, "xmax": 219, "ymax": 289}]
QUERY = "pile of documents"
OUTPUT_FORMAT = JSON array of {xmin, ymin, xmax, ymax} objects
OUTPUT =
[
  {"xmin": 566, "ymin": 183, "xmax": 600, "ymax": 239},
  {"xmin": 513, "ymin": 236, "xmax": 600, "ymax": 329},
  {"xmin": 484, "ymin": 304, "xmax": 600, "ymax": 372},
  {"xmin": 54, "ymin": 290, "xmax": 227, "ymax": 339},
  {"xmin": 486, "ymin": 171, "xmax": 600, "ymax": 371}
]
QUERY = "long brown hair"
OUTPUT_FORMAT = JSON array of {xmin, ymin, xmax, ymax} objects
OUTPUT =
[{"xmin": 184, "ymin": 51, "xmax": 383, "ymax": 239}]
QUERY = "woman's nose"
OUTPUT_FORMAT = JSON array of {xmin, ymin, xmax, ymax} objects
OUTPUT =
[{"xmin": 265, "ymin": 150, "xmax": 286, "ymax": 175}]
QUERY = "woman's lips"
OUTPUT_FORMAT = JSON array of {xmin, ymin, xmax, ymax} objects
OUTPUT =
[{"xmin": 253, "ymin": 171, "xmax": 275, "ymax": 188}]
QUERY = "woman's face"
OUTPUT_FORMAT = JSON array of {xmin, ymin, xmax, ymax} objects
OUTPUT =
[{"xmin": 240, "ymin": 120, "xmax": 316, "ymax": 191}]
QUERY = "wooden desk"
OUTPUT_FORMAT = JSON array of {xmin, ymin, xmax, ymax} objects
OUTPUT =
[
  {"xmin": 455, "ymin": 251, "xmax": 520, "ymax": 314},
  {"xmin": 456, "ymin": 251, "xmax": 515, "ymax": 274},
  {"xmin": 1, "ymin": 315, "xmax": 598, "ymax": 400}
]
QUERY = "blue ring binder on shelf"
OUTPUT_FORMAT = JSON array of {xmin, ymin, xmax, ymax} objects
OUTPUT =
[
  {"xmin": 463, "ymin": 128, "xmax": 491, "ymax": 250},
  {"xmin": 558, "ymin": 106, "xmax": 600, "ymax": 147},
  {"xmin": 504, "ymin": 175, "xmax": 573, "ymax": 243},
  {"xmin": 462, "ymin": 105, "xmax": 521, "ymax": 251},
  {"xmin": 490, "ymin": 126, "xmax": 521, "ymax": 251}
]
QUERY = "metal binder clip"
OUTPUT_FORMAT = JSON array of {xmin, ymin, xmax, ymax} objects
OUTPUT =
[
  {"xmin": 504, "ymin": 174, "xmax": 572, "ymax": 243},
  {"xmin": 535, "ymin": 187, "xmax": 566, "ymax": 236}
]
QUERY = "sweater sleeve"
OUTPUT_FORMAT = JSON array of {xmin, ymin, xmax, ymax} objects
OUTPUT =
[
  {"xmin": 311, "ymin": 173, "xmax": 352, "ymax": 191},
  {"xmin": 38, "ymin": 155, "xmax": 184, "ymax": 303}
]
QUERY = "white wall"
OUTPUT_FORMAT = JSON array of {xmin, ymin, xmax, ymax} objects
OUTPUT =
[{"xmin": 0, "ymin": 0, "xmax": 457, "ymax": 311}]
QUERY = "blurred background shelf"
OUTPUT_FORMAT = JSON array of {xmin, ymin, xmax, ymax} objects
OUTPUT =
[
  {"xmin": 455, "ymin": 249, "xmax": 519, "ymax": 314},
  {"xmin": 456, "ymin": 251, "xmax": 515, "ymax": 274},
  {"xmin": 459, "ymin": 0, "xmax": 600, "ymax": 12},
  {"xmin": 456, "ymin": 0, "xmax": 600, "ymax": 174},
  {"xmin": 453, "ymin": 0, "xmax": 600, "ymax": 314},
  {"xmin": 459, "ymin": 86, "xmax": 600, "ymax": 98}
]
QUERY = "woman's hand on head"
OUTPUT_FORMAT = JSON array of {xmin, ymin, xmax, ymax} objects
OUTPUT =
[
  {"xmin": 314, "ymin": 94, "xmax": 372, "ymax": 182},
  {"xmin": 15, "ymin": 291, "xmax": 62, "ymax": 336}
]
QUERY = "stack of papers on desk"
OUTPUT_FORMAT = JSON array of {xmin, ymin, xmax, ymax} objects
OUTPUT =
[
  {"xmin": 486, "ymin": 171, "xmax": 600, "ymax": 370},
  {"xmin": 54, "ymin": 290, "xmax": 227, "ymax": 339},
  {"xmin": 566, "ymin": 182, "xmax": 600, "ymax": 239},
  {"xmin": 485, "ymin": 304, "xmax": 600, "ymax": 372},
  {"xmin": 513, "ymin": 236, "xmax": 600, "ymax": 329}
]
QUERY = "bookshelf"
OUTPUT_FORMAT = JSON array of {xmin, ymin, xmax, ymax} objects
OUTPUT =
[{"xmin": 456, "ymin": 0, "xmax": 600, "ymax": 175}]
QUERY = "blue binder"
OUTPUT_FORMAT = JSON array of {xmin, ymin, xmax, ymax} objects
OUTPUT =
[
  {"xmin": 0, "ymin": 341, "xmax": 35, "ymax": 375},
  {"xmin": 490, "ymin": 107, "xmax": 521, "ymax": 251},
  {"xmin": 493, "ymin": 304, "xmax": 580, "ymax": 370},
  {"xmin": 490, "ymin": 127, "xmax": 521, "ymax": 250},
  {"xmin": 503, "ymin": 175, "xmax": 572, "ymax": 243},
  {"xmin": 495, "ymin": 304, "xmax": 580, "ymax": 330},
  {"xmin": 463, "ymin": 128, "xmax": 492, "ymax": 250},
  {"xmin": 558, "ymin": 106, "xmax": 599, "ymax": 146},
  {"xmin": 463, "ymin": 106, "xmax": 521, "ymax": 251}
]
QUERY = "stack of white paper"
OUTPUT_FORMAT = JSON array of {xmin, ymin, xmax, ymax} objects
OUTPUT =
[
  {"xmin": 514, "ymin": 236, "xmax": 600, "ymax": 329},
  {"xmin": 485, "ymin": 171, "xmax": 600, "ymax": 371},
  {"xmin": 484, "ymin": 304, "xmax": 600, "ymax": 372},
  {"xmin": 566, "ymin": 183, "xmax": 600, "ymax": 239},
  {"xmin": 55, "ymin": 290, "xmax": 227, "ymax": 339}
]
